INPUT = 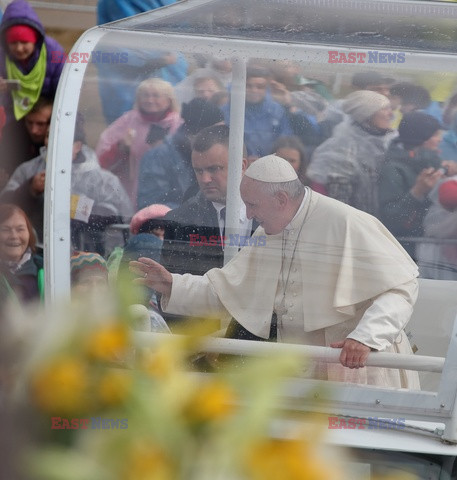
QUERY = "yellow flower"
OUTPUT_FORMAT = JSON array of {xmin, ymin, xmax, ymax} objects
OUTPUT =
[
  {"xmin": 140, "ymin": 346, "xmax": 180, "ymax": 379},
  {"xmin": 244, "ymin": 438, "xmax": 338, "ymax": 480},
  {"xmin": 86, "ymin": 323, "xmax": 130, "ymax": 363},
  {"xmin": 98, "ymin": 369, "xmax": 132, "ymax": 407},
  {"xmin": 122, "ymin": 441, "xmax": 175, "ymax": 480},
  {"xmin": 31, "ymin": 356, "xmax": 90, "ymax": 414},
  {"xmin": 184, "ymin": 380, "xmax": 237, "ymax": 423}
]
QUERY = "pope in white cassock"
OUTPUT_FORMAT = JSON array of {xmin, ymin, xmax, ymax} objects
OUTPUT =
[{"xmin": 130, "ymin": 155, "xmax": 420, "ymax": 389}]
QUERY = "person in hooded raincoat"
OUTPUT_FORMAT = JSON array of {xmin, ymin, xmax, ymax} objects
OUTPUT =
[{"xmin": 0, "ymin": 0, "xmax": 64, "ymax": 124}]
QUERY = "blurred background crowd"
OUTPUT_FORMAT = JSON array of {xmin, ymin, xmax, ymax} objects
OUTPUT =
[{"xmin": 2, "ymin": 0, "xmax": 457, "ymax": 317}]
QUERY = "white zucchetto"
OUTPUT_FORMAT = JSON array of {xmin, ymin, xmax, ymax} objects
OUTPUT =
[{"xmin": 244, "ymin": 154, "xmax": 298, "ymax": 183}]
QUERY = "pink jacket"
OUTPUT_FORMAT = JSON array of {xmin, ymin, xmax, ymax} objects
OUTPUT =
[{"xmin": 96, "ymin": 108, "xmax": 183, "ymax": 207}]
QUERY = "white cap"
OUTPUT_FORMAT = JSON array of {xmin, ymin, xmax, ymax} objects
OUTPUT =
[
  {"xmin": 244, "ymin": 154, "xmax": 298, "ymax": 183},
  {"xmin": 342, "ymin": 90, "xmax": 391, "ymax": 123}
]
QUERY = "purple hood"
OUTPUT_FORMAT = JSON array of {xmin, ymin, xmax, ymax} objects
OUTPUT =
[
  {"xmin": 0, "ymin": 0, "xmax": 64, "ymax": 122},
  {"xmin": 1, "ymin": 0, "xmax": 45, "ymax": 54}
]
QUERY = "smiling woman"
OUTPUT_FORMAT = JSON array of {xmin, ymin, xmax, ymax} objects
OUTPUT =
[{"xmin": 0, "ymin": 203, "xmax": 43, "ymax": 306}]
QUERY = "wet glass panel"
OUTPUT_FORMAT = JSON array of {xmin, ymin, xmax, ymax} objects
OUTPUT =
[
  {"xmin": 108, "ymin": 0, "xmax": 457, "ymax": 54},
  {"xmin": 65, "ymin": 23, "xmax": 457, "ymax": 397}
]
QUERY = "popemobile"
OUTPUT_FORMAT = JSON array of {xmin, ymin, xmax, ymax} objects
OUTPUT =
[{"xmin": 44, "ymin": 0, "xmax": 457, "ymax": 477}]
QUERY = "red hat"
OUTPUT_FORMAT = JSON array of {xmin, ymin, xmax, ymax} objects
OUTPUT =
[
  {"xmin": 5, "ymin": 25, "xmax": 39, "ymax": 44},
  {"xmin": 438, "ymin": 179, "xmax": 457, "ymax": 211}
]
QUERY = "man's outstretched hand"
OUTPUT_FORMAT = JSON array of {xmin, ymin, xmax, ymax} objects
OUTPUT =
[
  {"xmin": 129, "ymin": 257, "xmax": 173, "ymax": 298},
  {"xmin": 330, "ymin": 338, "xmax": 372, "ymax": 368}
]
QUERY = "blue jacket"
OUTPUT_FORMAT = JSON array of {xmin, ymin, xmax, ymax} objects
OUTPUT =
[
  {"xmin": 0, "ymin": 0, "xmax": 65, "ymax": 122},
  {"xmin": 222, "ymin": 94, "xmax": 292, "ymax": 157},
  {"xmin": 97, "ymin": 0, "xmax": 176, "ymax": 23},
  {"xmin": 137, "ymin": 134, "xmax": 196, "ymax": 210},
  {"xmin": 441, "ymin": 130, "xmax": 457, "ymax": 163},
  {"xmin": 440, "ymin": 116, "xmax": 457, "ymax": 162}
]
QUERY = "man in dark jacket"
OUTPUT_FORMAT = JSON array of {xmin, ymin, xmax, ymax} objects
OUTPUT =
[
  {"xmin": 137, "ymin": 98, "xmax": 224, "ymax": 209},
  {"xmin": 160, "ymin": 125, "xmax": 253, "ymax": 276},
  {"xmin": 160, "ymin": 125, "xmax": 261, "ymax": 339},
  {"xmin": 378, "ymin": 111, "xmax": 457, "ymax": 257},
  {"xmin": 0, "ymin": 97, "xmax": 52, "ymax": 188}
]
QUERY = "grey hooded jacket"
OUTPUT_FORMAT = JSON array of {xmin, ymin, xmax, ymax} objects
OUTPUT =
[{"xmin": 307, "ymin": 119, "xmax": 395, "ymax": 216}]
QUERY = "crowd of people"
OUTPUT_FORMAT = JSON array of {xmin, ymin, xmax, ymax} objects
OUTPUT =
[{"xmin": 2, "ymin": 0, "xmax": 457, "ymax": 383}]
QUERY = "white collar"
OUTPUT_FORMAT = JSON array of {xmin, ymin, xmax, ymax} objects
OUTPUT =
[
  {"xmin": 212, "ymin": 202, "xmax": 247, "ymax": 222},
  {"xmin": 284, "ymin": 188, "xmax": 307, "ymax": 231}
]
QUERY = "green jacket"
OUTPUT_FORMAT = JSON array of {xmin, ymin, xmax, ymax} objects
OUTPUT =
[{"xmin": 0, "ymin": 254, "xmax": 44, "ymax": 304}]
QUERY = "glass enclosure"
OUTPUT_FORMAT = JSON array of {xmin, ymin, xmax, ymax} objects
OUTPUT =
[{"xmin": 44, "ymin": 0, "xmax": 457, "ymax": 444}]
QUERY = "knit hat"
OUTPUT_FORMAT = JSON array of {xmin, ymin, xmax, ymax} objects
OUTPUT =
[
  {"xmin": 351, "ymin": 71, "xmax": 394, "ymax": 90},
  {"xmin": 130, "ymin": 204, "xmax": 171, "ymax": 234},
  {"xmin": 398, "ymin": 112, "xmax": 442, "ymax": 150},
  {"xmin": 181, "ymin": 98, "xmax": 224, "ymax": 135},
  {"xmin": 70, "ymin": 252, "xmax": 108, "ymax": 284},
  {"xmin": 5, "ymin": 25, "xmax": 38, "ymax": 44},
  {"xmin": 342, "ymin": 90, "xmax": 391, "ymax": 124},
  {"xmin": 439, "ymin": 179, "xmax": 457, "ymax": 211}
]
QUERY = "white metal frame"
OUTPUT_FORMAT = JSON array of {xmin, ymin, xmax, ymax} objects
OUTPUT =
[{"xmin": 44, "ymin": 28, "xmax": 105, "ymax": 303}]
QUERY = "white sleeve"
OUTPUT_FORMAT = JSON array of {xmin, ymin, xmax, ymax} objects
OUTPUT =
[
  {"xmin": 345, "ymin": 278, "xmax": 418, "ymax": 351},
  {"xmin": 160, "ymin": 273, "xmax": 226, "ymax": 317}
]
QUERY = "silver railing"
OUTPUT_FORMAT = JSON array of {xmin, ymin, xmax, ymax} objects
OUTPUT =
[{"xmin": 133, "ymin": 332, "xmax": 446, "ymax": 373}]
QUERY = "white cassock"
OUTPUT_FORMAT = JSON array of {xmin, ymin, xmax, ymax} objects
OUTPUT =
[{"xmin": 162, "ymin": 189, "xmax": 420, "ymax": 389}]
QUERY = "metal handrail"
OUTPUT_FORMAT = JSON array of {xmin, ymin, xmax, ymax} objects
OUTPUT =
[
  {"xmin": 398, "ymin": 237, "xmax": 457, "ymax": 245},
  {"xmin": 133, "ymin": 332, "xmax": 446, "ymax": 373}
]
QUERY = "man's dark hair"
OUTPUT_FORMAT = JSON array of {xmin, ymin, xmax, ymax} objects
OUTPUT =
[
  {"xmin": 390, "ymin": 83, "xmax": 431, "ymax": 110},
  {"xmin": 181, "ymin": 98, "xmax": 224, "ymax": 136},
  {"xmin": 192, "ymin": 124, "xmax": 230, "ymax": 152},
  {"xmin": 29, "ymin": 96, "xmax": 53, "ymax": 115},
  {"xmin": 246, "ymin": 66, "xmax": 270, "ymax": 80},
  {"xmin": 192, "ymin": 124, "xmax": 247, "ymax": 157}
]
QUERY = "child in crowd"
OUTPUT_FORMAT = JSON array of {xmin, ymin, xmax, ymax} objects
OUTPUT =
[
  {"xmin": 71, "ymin": 250, "xmax": 170, "ymax": 333},
  {"xmin": 70, "ymin": 251, "xmax": 109, "ymax": 295}
]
